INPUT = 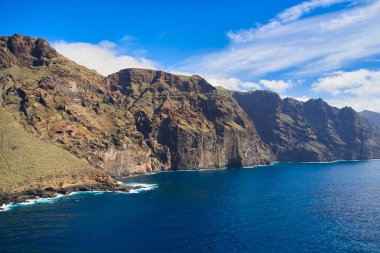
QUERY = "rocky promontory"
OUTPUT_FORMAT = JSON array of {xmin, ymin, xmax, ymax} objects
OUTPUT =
[{"xmin": 0, "ymin": 106, "xmax": 128, "ymax": 207}]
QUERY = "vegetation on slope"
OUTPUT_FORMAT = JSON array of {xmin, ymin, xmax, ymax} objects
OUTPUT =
[{"xmin": 0, "ymin": 107, "xmax": 119, "ymax": 192}]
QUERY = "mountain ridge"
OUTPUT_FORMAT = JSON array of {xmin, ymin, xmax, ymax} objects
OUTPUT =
[
  {"xmin": 1, "ymin": 34, "xmax": 379, "ymax": 205},
  {"xmin": 232, "ymin": 90, "xmax": 380, "ymax": 161}
]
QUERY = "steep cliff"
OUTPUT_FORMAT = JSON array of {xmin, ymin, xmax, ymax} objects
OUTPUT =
[
  {"xmin": 0, "ymin": 34, "xmax": 272, "ymax": 178},
  {"xmin": 233, "ymin": 90, "xmax": 379, "ymax": 162},
  {"xmin": 1, "ymin": 33, "xmax": 378, "ymax": 180}
]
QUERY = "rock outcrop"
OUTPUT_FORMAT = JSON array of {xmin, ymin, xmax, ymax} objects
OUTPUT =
[
  {"xmin": 0, "ymin": 34, "xmax": 57, "ymax": 69},
  {"xmin": 233, "ymin": 90, "xmax": 379, "ymax": 162},
  {"xmin": 0, "ymin": 34, "xmax": 272, "ymax": 178}
]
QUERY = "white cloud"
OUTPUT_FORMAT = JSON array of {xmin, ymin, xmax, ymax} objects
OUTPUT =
[
  {"xmin": 311, "ymin": 69, "xmax": 379, "ymax": 95},
  {"xmin": 327, "ymin": 97, "xmax": 380, "ymax": 112},
  {"xmin": 52, "ymin": 40, "xmax": 157, "ymax": 76},
  {"xmin": 277, "ymin": 0, "xmax": 354, "ymax": 23},
  {"xmin": 205, "ymin": 76, "xmax": 260, "ymax": 91},
  {"xmin": 292, "ymin": 96, "xmax": 312, "ymax": 102},
  {"xmin": 312, "ymin": 69, "xmax": 380, "ymax": 111},
  {"xmin": 259, "ymin": 80, "xmax": 293, "ymax": 93},
  {"xmin": 204, "ymin": 76, "xmax": 294, "ymax": 93},
  {"xmin": 176, "ymin": 0, "xmax": 380, "ymax": 80},
  {"xmin": 228, "ymin": 0, "xmax": 355, "ymax": 43}
]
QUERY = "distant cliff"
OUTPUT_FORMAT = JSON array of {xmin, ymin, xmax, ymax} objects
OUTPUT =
[
  {"xmin": 233, "ymin": 90, "xmax": 380, "ymax": 162},
  {"xmin": 359, "ymin": 110, "xmax": 380, "ymax": 158},
  {"xmin": 360, "ymin": 110, "xmax": 380, "ymax": 128}
]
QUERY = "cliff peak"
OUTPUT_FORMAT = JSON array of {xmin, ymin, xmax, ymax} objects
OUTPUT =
[
  {"xmin": 0, "ymin": 34, "xmax": 58, "ymax": 69},
  {"xmin": 305, "ymin": 97, "xmax": 329, "ymax": 106},
  {"xmin": 106, "ymin": 68, "xmax": 215, "ymax": 94}
]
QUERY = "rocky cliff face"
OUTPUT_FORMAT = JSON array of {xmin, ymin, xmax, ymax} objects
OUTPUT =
[
  {"xmin": 0, "ymin": 34, "xmax": 272, "ymax": 176},
  {"xmin": 1, "ymin": 34, "xmax": 378, "ymax": 177},
  {"xmin": 233, "ymin": 90, "xmax": 379, "ymax": 162},
  {"xmin": 104, "ymin": 69, "xmax": 272, "ymax": 173},
  {"xmin": 0, "ymin": 34, "xmax": 57, "ymax": 69}
]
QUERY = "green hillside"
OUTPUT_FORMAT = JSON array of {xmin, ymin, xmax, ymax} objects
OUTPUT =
[{"xmin": 0, "ymin": 107, "xmax": 102, "ymax": 193}]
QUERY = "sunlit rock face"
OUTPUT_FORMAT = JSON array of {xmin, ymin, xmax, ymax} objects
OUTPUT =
[{"xmin": 0, "ymin": 34, "xmax": 272, "ymax": 176}]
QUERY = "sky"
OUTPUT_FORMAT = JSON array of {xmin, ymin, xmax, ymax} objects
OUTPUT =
[{"xmin": 2, "ymin": 0, "xmax": 380, "ymax": 111}]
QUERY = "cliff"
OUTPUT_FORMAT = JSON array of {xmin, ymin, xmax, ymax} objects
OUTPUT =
[
  {"xmin": 1, "ymin": 33, "xmax": 379, "ymax": 200},
  {"xmin": 233, "ymin": 90, "xmax": 379, "ymax": 162},
  {"xmin": 0, "ymin": 34, "xmax": 272, "ymax": 180}
]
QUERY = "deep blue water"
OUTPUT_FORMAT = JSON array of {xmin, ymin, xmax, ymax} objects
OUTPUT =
[{"xmin": 1, "ymin": 161, "xmax": 380, "ymax": 252}]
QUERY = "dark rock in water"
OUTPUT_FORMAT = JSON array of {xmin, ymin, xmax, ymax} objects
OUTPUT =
[
  {"xmin": 233, "ymin": 90, "xmax": 380, "ymax": 162},
  {"xmin": 0, "ymin": 182, "xmax": 131, "ymax": 207}
]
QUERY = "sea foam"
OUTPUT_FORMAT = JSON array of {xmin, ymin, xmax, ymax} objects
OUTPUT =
[
  {"xmin": 0, "ymin": 182, "xmax": 158, "ymax": 212},
  {"xmin": 0, "ymin": 193, "xmax": 70, "ymax": 212},
  {"xmin": 117, "ymin": 181, "xmax": 158, "ymax": 193}
]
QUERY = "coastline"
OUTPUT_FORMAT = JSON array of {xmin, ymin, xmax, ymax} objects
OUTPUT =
[
  {"xmin": 271, "ymin": 158, "xmax": 380, "ymax": 165},
  {"xmin": 0, "ymin": 182, "xmax": 129, "ymax": 212},
  {"xmin": 0, "ymin": 191, "xmax": 126, "ymax": 212},
  {"xmin": 122, "ymin": 158, "xmax": 379, "ymax": 178},
  {"xmin": 2, "ymin": 159, "xmax": 377, "ymax": 212},
  {"xmin": 0, "ymin": 181, "xmax": 159, "ymax": 212}
]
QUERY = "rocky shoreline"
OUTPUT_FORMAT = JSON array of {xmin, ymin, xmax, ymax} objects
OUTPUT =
[
  {"xmin": 2, "ymin": 158, "xmax": 380, "ymax": 211},
  {"xmin": 0, "ymin": 181, "xmax": 132, "ymax": 210}
]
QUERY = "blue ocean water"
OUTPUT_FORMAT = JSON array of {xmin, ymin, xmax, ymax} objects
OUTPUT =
[{"xmin": 1, "ymin": 161, "xmax": 380, "ymax": 252}]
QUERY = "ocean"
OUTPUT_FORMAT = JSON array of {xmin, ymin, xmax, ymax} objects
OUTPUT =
[{"xmin": 1, "ymin": 160, "xmax": 380, "ymax": 252}]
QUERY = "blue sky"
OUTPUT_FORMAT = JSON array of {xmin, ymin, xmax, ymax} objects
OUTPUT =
[
  {"xmin": 2, "ymin": 0, "xmax": 380, "ymax": 111},
  {"xmin": 2, "ymin": 0, "xmax": 300, "ymax": 62}
]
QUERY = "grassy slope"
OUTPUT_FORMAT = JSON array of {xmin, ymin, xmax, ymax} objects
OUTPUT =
[{"xmin": 0, "ymin": 107, "xmax": 102, "ymax": 193}]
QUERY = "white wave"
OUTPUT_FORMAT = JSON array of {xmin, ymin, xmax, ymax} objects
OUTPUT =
[
  {"xmin": 0, "ymin": 193, "xmax": 69, "ymax": 212},
  {"xmin": 117, "ymin": 181, "xmax": 158, "ymax": 194},
  {"xmin": 0, "ymin": 191, "xmax": 120, "ymax": 213},
  {"xmin": 0, "ymin": 203, "xmax": 11, "ymax": 212},
  {"xmin": 271, "ymin": 159, "xmax": 372, "ymax": 164},
  {"xmin": 0, "ymin": 183, "xmax": 159, "ymax": 213}
]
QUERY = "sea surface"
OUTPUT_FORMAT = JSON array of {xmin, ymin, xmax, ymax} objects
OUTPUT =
[{"xmin": 1, "ymin": 161, "xmax": 380, "ymax": 252}]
